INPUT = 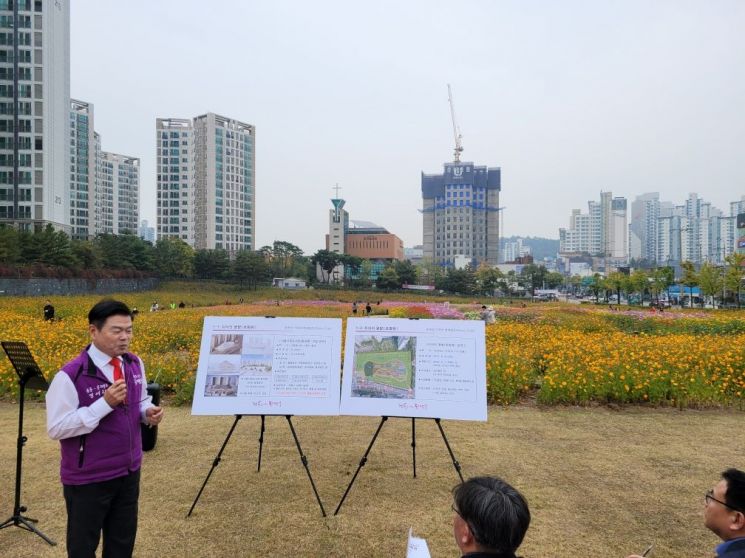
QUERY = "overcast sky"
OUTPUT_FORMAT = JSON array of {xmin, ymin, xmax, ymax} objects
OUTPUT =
[{"xmin": 71, "ymin": 0, "xmax": 745, "ymax": 254}]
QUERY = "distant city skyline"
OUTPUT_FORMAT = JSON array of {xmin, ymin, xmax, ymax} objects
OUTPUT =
[{"xmin": 70, "ymin": 1, "xmax": 745, "ymax": 254}]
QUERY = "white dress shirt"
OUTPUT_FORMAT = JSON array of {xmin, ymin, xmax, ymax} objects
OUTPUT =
[{"xmin": 46, "ymin": 344, "xmax": 154, "ymax": 440}]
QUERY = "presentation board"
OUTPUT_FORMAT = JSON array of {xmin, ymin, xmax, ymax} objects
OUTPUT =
[
  {"xmin": 191, "ymin": 317, "xmax": 342, "ymax": 416},
  {"xmin": 339, "ymin": 318, "xmax": 487, "ymax": 421}
]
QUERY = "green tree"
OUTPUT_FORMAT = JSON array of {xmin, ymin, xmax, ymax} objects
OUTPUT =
[
  {"xmin": 310, "ymin": 249, "xmax": 342, "ymax": 284},
  {"xmin": 260, "ymin": 241, "xmax": 305, "ymax": 278},
  {"xmin": 194, "ymin": 249, "xmax": 230, "ymax": 280},
  {"xmin": 436, "ymin": 267, "xmax": 477, "ymax": 295},
  {"xmin": 544, "ymin": 271, "xmax": 565, "ymax": 289},
  {"xmin": 724, "ymin": 252, "xmax": 745, "ymax": 308},
  {"xmin": 0, "ymin": 225, "xmax": 21, "ymax": 264},
  {"xmin": 153, "ymin": 237, "xmax": 194, "ymax": 278},
  {"xmin": 71, "ymin": 239, "xmax": 102, "ymax": 270},
  {"xmin": 375, "ymin": 266, "xmax": 400, "ymax": 290},
  {"xmin": 476, "ymin": 263, "xmax": 503, "ymax": 295},
  {"xmin": 393, "ymin": 260, "xmax": 417, "ymax": 286},
  {"xmin": 589, "ymin": 273, "xmax": 604, "ymax": 303},
  {"xmin": 354, "ymin": 259, "xmax": 373, "ymax": 288},
  {"xmin": 95, "ymin": 233, "xmax": 154, "ymax": 271},
  {"xmin": 569, "ymin": 275, "xmax": 582, "ymax": 296},
  {"xmin": 340, "ymin": 254, "xmax": 363, "ymax": 285},
  {"xmin": 680, "ymin": 261, "xmax": 698, "ymax": 308},
  {"xmin": 650, "ymin": 267, "xmax": 674, "ymax": 305},
  {"xmin": 25, "ymin": 224, "xmax": 77, "ymax": 267},
  {"xmin": 604, "ymin": 271, "xmax": 627, "ymax": 304},
  {"xmin": 519, "ymin": 264, "xmax": 548, "ymax": 297},
  {"xmin": 698, "ymin": 262, "xmax": 722, "ymax": 307},
  {"xmin": 629, "ymin": 269, "xmax": 649, "ymax": 305},
  {"xmin": 416, "ymin": 257, "xmax": 445, "ymax": 286},
  {"xmin": 232, "ymin": 250, "xmax": 269, "ymax": 289}
]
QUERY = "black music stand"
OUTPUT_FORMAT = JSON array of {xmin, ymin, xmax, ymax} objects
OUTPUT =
[{"xmin": 0, "ymin": 341, "xmax": 56, "ymax": 546}]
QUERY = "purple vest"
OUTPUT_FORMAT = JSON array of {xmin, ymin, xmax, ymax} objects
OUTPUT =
[{"xmin": 58, "ymin": 348, "xmax": 144, "ymax": 485}]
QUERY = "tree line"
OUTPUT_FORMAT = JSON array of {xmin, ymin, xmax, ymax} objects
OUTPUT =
[{"xmin": 1, "ymin": 225, "xmax": 742, "ymax": 303}]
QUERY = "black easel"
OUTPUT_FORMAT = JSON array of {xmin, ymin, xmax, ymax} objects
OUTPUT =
[
  {"xmin": 0, "ymin": 341, "xmax": 56, "ymax": 546},
  {"xmin": 187, "ymin": 414, "xmax": 326, "ymax": 518},
  {"xmin": 334, "ymin": 415, "xmax": 464, "ymax": 515}
]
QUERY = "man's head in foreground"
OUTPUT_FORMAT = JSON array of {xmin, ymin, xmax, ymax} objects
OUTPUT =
[
  {"xmin": 452, "ymin": 476, "xmax": 531, "ymax": 556},
  {"xmin": 705, "ymin": 468, "xmax": 745, "ymax": 541},
  {"xmin": 88, "ymin": 299, "xmax": 133, "ymax": 358}
]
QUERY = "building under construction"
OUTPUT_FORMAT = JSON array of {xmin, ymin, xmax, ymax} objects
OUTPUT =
[
  {"xmin": 420, "ymin": 86, "xmax": 502, "ymax": 267},
  {"xmin": 421, "ymin": 162, "xmax": 501, "ymax": 267}
]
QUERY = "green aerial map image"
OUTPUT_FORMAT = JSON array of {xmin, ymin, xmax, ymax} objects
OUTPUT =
[{"xmin": 354, "ymin": 350, "xmax": 413, "ymax": 391}]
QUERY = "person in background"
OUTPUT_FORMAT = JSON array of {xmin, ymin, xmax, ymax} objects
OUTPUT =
[
  {"xmin": 46, "ymin": 299, "xmax": 164, "ymax": 558},
  {"xmin": 452, "ymin": 476, "xmax": 531, "ymax": 558},
  {"xmin": 43, "ymin": 299, "xmax": 55, "ymax": 321}
]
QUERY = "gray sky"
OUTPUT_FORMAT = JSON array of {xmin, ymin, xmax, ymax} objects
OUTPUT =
[{"xmin": 71, "ymin": 0, "xmax": 745, "ymax": 254}]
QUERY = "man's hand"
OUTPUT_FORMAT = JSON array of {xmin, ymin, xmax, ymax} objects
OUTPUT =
[
  {"xmin": 146, "ymin": 406, "xmax": 164, "ymax": 426},
  {"xmin": 104, "ymin": 379, "xmax": 127, "ymax": 407}
]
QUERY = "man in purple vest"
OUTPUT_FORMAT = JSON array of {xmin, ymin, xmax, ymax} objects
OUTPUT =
[{"xmin": 46, "ymin": 299, "xmax": 164, "ymax": 558}]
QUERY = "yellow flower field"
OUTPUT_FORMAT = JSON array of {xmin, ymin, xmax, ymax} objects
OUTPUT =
[{"xmin": 1, "ymin": 290, "xmax": 743, "ymax": 407}]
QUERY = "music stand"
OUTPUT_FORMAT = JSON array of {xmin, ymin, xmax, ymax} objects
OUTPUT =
[{"xmin": 0, "ymin": 341, "xmax": 56, "ymax": 546}]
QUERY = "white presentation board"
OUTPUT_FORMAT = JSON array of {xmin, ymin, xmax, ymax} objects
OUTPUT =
[
  {"xmin": 191, "ymin": 317, "xmax": 342, "ymax": 416},
  {"xmin": 339, "ymin": 318, "xmax": 487, "ymax": 421}
]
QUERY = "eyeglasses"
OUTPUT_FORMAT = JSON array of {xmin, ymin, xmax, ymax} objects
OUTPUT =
[
  {"xmin": 705, "ymin": 489, "xmax": 744, "ymax": 513},
  {"xmin": 451, "ymin": 504, "xmax": 462, "ymax": 517}
]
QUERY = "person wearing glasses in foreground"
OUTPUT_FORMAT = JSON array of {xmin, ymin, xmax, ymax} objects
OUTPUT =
[
  {"xmin": 627, "ymin": 468, "xmax": 745, "ymax": 558},
  {"xmin": 452, "ymin": 476, "xmax": 531, "ymax": 558}
]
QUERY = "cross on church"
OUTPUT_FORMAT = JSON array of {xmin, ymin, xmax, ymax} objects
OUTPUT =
[{"xmin": 332, "ymin": 183, "xmax": 342, "ymax": 198}]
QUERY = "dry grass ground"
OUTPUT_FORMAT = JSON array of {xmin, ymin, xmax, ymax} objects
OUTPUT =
[{"xmin": 0, "ymin": 402, "xmax": 742, "ymax": 558}]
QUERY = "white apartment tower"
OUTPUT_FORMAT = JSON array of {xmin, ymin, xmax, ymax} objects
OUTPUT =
[
  {"xmin": 0, "ymin": 0, "xmax": 70, "ymax": 230},
  {"xmin": 96, "ymin": 151, "xmax": 139, "ymax": 235},
  {"xmin": 156, "ymin": 118, "xmax": 193, "ymax": 244},
  {"xmin": 629, "ymin": 193, "xmax": 660, "ymax": 263},
  {"xmin": 157, "ymin": 113, "xmax": 255, "ymax": 253},
  {"xmin": 609, "ymin": 196, "xmax": 628, "ymax": 259},
  {"xmin": 69, "ymin": 98, "xmax": 95, "ymax": 239},
  {"xmin": 559, "ymin": 192, "xmax": 627, "ymax": 262}
]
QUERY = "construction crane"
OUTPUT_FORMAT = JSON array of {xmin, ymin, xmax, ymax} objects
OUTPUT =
[{"xmin": 447, "ymin": 84, "xmax": 464, "ymax": 163}]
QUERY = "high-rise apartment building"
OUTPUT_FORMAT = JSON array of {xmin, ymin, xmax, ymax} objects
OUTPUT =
[
  {"xmin": 501, "ymin": 238, "xmax": 531, "ymax": 263},
  {"xmin": 559, "ymin": 192, "xmax": 627, "ymax": 262},
  {"xmin": 559, "ymin": 209, "xmax": 592, "ymax": 253},
  {"xmin": 138, "ymin": 219, "xmax": 155, "ymax": 243},
  {"xmin": 609, "ymin": 196, "xmax": 628, "ymax": 259},
  {"xmin": 157, "ymin": 113, "xmax": 255, "ymax": 253},
  {"xmin": 629, "ymin": 193, "xmax": 660, "ymax": 263},
  {"xmin": 421, "ymin": 161, "xmax": 501, "ymax": 266},
  {"xmin": 69, "ymin": 98, "xmax": 94, "ymax": 239},
  {"xmin": 70, "ymin": 99, "xmax": 139, "ymax": 238},
  {"xmin": 96, "ymin": 151, "xmax": 139, "ymax": 235},
  {"xmin": 0, "ymin": 0, "xmax": 70, "ymax": 230},
  {"xmin": 156, "ymin": 118, "xmax": 192, "ymax": 244}
]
